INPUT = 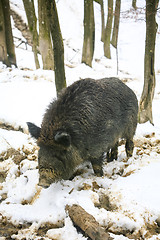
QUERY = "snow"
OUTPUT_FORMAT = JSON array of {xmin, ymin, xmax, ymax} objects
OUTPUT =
[{"xmin": 0, "ymin": 0, "xmax": 160, "ymax": 239}]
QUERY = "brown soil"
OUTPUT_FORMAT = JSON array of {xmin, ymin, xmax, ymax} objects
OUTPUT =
[
  {"xmin": 10, "ymin": 8, "xmax": 32, "ymax": 47},
  {"xmin": 0, "ymin": 218, "xmax": 63, "ymax": 239},
  {"xmin": 0, "ymin": 215, "xmax": 31, "ymax": 239}
]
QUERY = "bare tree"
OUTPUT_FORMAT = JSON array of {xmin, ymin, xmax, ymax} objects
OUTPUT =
[
  {"xmin": 22, "ymin": 0, "xmax": 40, "ymax": 69},
  {"xmin": 0, "ymin": 0, "xmax": 9, "ymax": 66},
  {"xmin": 45, "ymin": 0, "xmax": 66, "ymax": 95},
  {"xmin": 94, "ymin": 0, "xmax": 105, "ymax": 42},
  {"xmin": 100, "ymin": 0, "xmax": 105, "ymax": 42},
  {"xmin": 0, "ymin": 0, "xmax": 16, "ymax": 67},
  {"xmin": 82, "ymin": 0, "xmax": 95, "ymax": 67},
  {"xmin": 132, "ymin": 0, "xmax": 137, "ymax": 10},
  {"xmin": 104, "ymin": 0, "xmax": 113, "ymax": 59},
  {"xmin": 38, "ymin": 0, "xmax": 54, "ymax": 70},
  {"xmin": 111, "ymin": 0, "xmax": 121, "ymax": 48},
  {"xmin": 138, "ymin": 0, "xmax": 159, "ymax": 124}
]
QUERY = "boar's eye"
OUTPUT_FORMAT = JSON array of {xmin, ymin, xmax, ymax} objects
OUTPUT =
[{"xmin": 54, "ymin": 131, "xmax": 71, "ymax": 148}]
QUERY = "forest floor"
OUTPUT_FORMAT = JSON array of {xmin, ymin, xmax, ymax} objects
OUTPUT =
[
  {"xmin": 1, "ymin": 125, "xmax": 160, "ymax": 240},
  {"xmin": 1, "ymin": 1, "xmax": 160, "ymax": 239}
]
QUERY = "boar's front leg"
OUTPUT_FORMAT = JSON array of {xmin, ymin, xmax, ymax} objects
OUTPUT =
[
  {"xmin": 125, "ymin": 139, "xmax": 134, "ymax": 157},
  {"xmin": 107, "ymin": 142, "xmax": 118, "ymax": 162},
  {"xmin": 90, "ymin": 155, "xmax": 104, "ymax": 177}
]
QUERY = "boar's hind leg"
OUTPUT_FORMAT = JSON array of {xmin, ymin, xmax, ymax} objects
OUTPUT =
[
  {"xmin": 107, "ymin": 142, "xmax": 118, "ymax": 162},
  {"xmin": 91, "ymin": 156, "xmax": 103, "ymax": 177},
  {"xmin": 125, "ymin": 139, "xmax": 134, "ymax": 157}
]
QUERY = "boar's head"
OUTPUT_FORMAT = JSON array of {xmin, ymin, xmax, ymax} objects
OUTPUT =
[{"xmin": 27, "ymin": 122, "xmax": 74, "ymax": 188}]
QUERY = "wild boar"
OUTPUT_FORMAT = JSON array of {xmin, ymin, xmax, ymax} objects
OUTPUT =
[{"xmin": 27, "ymin": 77, "xmax": 138, "ymax": 188}]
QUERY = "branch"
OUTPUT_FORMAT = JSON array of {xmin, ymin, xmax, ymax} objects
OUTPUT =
[{"xmin": 66, "ymin": 204, "xmax": 113, "ymax": 240}]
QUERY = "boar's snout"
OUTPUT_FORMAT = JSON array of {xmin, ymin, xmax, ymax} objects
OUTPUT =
[
  {"xmin": 38, "ymin": 178, "xmax": 50, "ymax": 188},
  {"xmin": 38, "ymin": 147, "xmax": 68, "ymax": 187},
  {"xmin": 38, "ymin": 167, "xmax": 57, "ymax": 188}
]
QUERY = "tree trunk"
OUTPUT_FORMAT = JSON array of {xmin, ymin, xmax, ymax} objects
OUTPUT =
[
  {"xmin": 82, "ymin": 0, "xmax": 95, "ymax": 67},
  {"xmin": 100, "ymin": 0, "xmax": 105, "ymax": 42},
  {"xmin": 23, "ymin": 0, "xmax": 40, "ymax": 69},
  {"xmin": 94, "ymin": 0, "xmax": 105, "ymax": 42},
  {"xmin": 3, "ymin": 0, "xmax": 16, "ymax": 66},
  {"xmin": 132, "ymin": 0, "xmax": 137, "ymax": 10},
  {"xmin": 38, "ymin": 0, "xmax": 54, "ymax": 70},
  {"xmin": 0, "ymin": 0, "xmax": 16, "ymax": 67},
  {"xmin": 104, "ymin": 0, "xmax": 113, "ymax": 59},
  {"xmin": 45, "ymin": 0, "xmax": 66, "ymax": 95},
  {"xmin": 138, "ymin": 0, "xmax": 159, "ymax": 124},
  {"xmin": 0, "ymin": 0, "xmax": 9, "ymax": 66},
  {"xmin": 111, "ymin": 0, "xmax": 121, "ymax": 49}
]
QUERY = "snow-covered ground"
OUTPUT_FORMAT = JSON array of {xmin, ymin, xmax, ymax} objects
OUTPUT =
[{"xmin": 0, "ymin": 0, "xmax": 160, "ymax": 239}]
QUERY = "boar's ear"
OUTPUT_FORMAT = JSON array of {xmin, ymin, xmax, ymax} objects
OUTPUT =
[
  {"xmin": 27, "ymin": 122, "xmax": 41, "ymax": 139},
  {"xmin": 54, "ymin": 131, "xmax": 71, "ymax": 148}
]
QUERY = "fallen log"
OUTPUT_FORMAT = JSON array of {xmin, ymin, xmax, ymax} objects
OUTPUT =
[{"xmin": 66, "ymin": 204, "xmax": 113, "ymax": 240}]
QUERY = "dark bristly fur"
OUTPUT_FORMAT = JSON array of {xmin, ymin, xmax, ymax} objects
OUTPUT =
[{"xmin": 27, "ymin": 78, "xmax": 138, "ymax": 188}]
